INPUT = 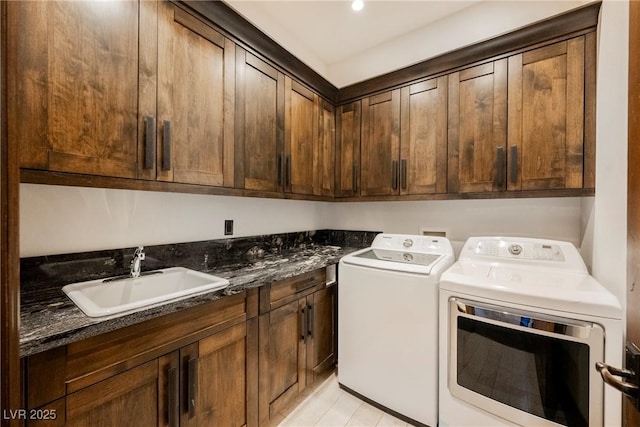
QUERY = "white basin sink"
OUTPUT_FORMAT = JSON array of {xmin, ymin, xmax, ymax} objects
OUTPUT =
[{"xmin": 62, "ymin": 267, "xmax": 230, "ymax": 318}]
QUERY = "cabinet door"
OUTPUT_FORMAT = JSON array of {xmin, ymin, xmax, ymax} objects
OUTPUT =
[
  {"xmin": 258, "ymin": 299, "xmax": 307, "ymax": 424},
  {"xmin": 156, "ymin": 3, "xmax": 235, "ymax": 187},
  {"xmin": 507, "ymin": 37, "xmax": 586, "ymax": 190},
  {"xmin": 335, "ymin": 101, "xmax": 361, "ymax": 197},
  {"xmin": 285, "ymin": 78, "xmax": 317, "ymax": 195},
  {"xmin": 360, "ymin": 90, "xmax": 401, "ymax": 196},
  {"xmin": 192, "ymin": 323, "xmax": 248, "ymax": 427},
  {"xmin": 306, "ymin": 286, "xmax": 336, "ymax": 384},
  {"xmin": 66, "ymin": 360, "xmax": 160, "ymax": 426},
  {"xmin": 235, "ymin": 49, "xmax": 285, "ymax": 192},
  {"xmin": 400, "ymin": 77, "xmax": 448, "ymax": 195},
  {"xmin": 448, "ymin": 60, "xmax": 508, "ymax": 193},
  {"xmin": 9, "ymin": 0, "xmax": 153, "ymax": 179},
  {"xmin": 316, "ymin": 100, "xmax": 336, "ymax": 197}
]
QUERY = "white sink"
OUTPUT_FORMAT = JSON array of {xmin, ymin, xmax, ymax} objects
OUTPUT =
[{"xmin": 62, "ymin": 267, "xmax": 230, "ymax": 318}]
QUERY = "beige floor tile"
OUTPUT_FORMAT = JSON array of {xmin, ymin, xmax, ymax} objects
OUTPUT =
[
  {"xmin": 345, "ymin": 402, "xmax": 384, "ymax": 426},
  {"xmin": 279, "ymin": 376, "xmax": 343, "ymax": 426},
  {"xmin": 313, "ymin": 392, "xmax": 362, "ymax": 426},
  {"xmin": 376, "ymin": 413, "xmax": 409, "ymax": 427},
  {"xmin": 278, "ymin": 372, "xmax": 410, "ymax": 427}
]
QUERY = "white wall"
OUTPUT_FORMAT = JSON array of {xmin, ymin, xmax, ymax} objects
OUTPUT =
[
  {"xmin": 331, "ymin": 198, "xmax": 584, "ymax": 254},
  {"xmin": 20, "ymin": 184, "xmax": 333, "ymax": 257},
  {"xmin": 329, "ymin": 0, "xmax": 587, "ymax": 87},
  {"xmin": 580, "ymin": 0, "xmax": 629, "ymax": 304}
]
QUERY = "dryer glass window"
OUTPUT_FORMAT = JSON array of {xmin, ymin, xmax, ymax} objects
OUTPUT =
[{"xmin": 457, "ymin": 316, "xmax": 589, "ymax": 427}]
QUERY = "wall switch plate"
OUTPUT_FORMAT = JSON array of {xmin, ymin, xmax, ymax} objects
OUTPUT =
[{"xmin": 224, "ymin": 220, "xmax": 233, "ymax": 236}]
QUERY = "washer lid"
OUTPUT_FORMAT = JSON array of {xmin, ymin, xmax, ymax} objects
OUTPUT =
[
  {"xmin": 440, "ymin": 261, "xmax": 622, "ymax": 319},
  {"xmin": 341, "ymin": 234, "xmax": 455, "ymax": 275},
  {"xmin": 342, "ymin": 248, "xmax": 453, "ymax": 275}
]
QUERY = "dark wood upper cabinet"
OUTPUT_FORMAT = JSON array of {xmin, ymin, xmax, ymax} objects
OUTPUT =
[
  {"xmin": 285, "ymin": 78, "xmax": 317, "ymax": 195},
  {"xmin": 316, "ymin": 100, "xmax": 336, "ymax": 197},
  {"xmin": 400, "ymin": 76, "xmax": 448, "ymax": 195},
  {"xmin": 10, "ymin": 1, "xmax": 598, "ymax": 201},
  {"xmin": 448, "ymin": 60, "xmax": 508, "ymax": 193},
  {"xmin": 156, "ymin": 2, "xmax": 235, "ymax": 187},
  {"xmin": 9, "ymin": 0, "xmax": 146, "ymax": 179},
  {"xmin": 235, "ymin": 49, "xmax": 285, "ymax": 193},
  {"xmin": 507, "ymin": 36, "xmax": 593, "ymax": 191},
  {"xmin": 360, "ymin": 90, "xmax": 401, "ymax": 197},
  {"xmin": 285, "ymin": 78, "xmax": 335, "ymax": 197},
  {"xmin": 335, "ymin": 101, "xmax": 361, "ymax": 197}
]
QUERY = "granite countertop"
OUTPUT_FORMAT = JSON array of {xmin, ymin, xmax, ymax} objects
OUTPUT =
[{"xmin": 20, "ymin": 244, "xmax": 358, "ymax": 357}]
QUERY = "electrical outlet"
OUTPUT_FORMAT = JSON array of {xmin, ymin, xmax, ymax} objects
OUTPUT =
[{"xmin": 224, "ymin": 220, "xmax": 234, "ymax": 236}]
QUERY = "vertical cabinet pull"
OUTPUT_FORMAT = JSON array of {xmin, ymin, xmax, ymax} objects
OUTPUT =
[
  {"xmin": 495, "ymin": 147, "xmax": 505, "ymax": 187},
  {"xmin": 286, "ymin": 155, "xmax": 291, "ymax": 187},
  {"xmin": 168, "ymin": 367, "xmax": 179, "ymax": 427},
  {"xmin": 144, "ymin": 116, "xmax": 155, "ymax": 170},
  {"xmin": 187, "ymin": 358, "xmax": 198, "ymax": 419},
  {"xmin": 307, "ymin": 304, "xmax": 314, "ymax": 338},
  {"xmin": 510, "ymin": 145, "xmax": 518, "ymax": 184},
  {"xmin": 300, "ymin": 307, "xmax": 307, "ymax": 343},
  {"xmin": 400, "ymin": 159, "xmax": 407, "ymax": 190},
  {"xmin": 391, "ymin": 160, "xmax": 399, "ymax": 190},
  {"xmin": 278, "ymin": 153, "xmax": 284, "ymax": 187},
  {"xmin": 352, "ymin": 165, "xmax": 358, "ymax": 194},
  {"xmin": 162, "ymin": 120, "xmax": 172, "ymax": 171}
]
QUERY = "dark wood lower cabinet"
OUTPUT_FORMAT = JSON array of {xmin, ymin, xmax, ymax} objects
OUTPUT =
[
  {"xmin": 21, "ymin": 270, "xmax": 334, "ymax": 427},
  {"xmin": 258, "ymin": 272, "xmax": 336, "ymax": 426},
  {"xmin": 190, "ymin": 322, "xmax": 249, "ymax": 427},
  {"xmin": 22, "ymin": 291, "xmax": 258, "ymax": 427},
  {"xmin": 66, "ymin": 360, "xmax": 161, "ymax": 427}
]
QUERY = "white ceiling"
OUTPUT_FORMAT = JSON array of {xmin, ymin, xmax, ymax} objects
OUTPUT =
[
  {"xmin": 224, "ymin": 0, "xmax": 588, "ymax": 88},
  {"xmin": 225, "ymin": 0, "xmax": 479, "ymax": 84}
]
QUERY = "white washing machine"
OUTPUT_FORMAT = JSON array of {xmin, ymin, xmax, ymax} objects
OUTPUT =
[
  {"xmin": 439, "ymin": 236, "xmax": 623, "ymax": 427},
  {"xmin": 339, "ymin": 234, "xmax": 455, "ymax": 427}
]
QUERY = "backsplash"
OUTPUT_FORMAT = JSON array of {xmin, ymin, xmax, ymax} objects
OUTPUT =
[{"xmin": 21, "ymin": 229, "xmax": 379, "ymax": 291}]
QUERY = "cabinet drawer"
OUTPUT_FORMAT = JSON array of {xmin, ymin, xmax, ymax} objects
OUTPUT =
[
  {"xmin": 65, "ymin": 292, "xmax": 247, "ymax": 392},
  {"xmin": 262, "ymin": 269, "xmax": 326, "ymax": 313}
]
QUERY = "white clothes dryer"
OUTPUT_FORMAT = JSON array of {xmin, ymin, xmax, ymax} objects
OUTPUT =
[
  {"xmin": 438, "ymin": 236, "xmax": 623, "ymax": 427},
  {"xmin": 339, "ymin": 234, "xmax": 455, "ymax": 427}
]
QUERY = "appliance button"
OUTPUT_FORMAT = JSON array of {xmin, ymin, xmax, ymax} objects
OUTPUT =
[{"xmin": 508, "ymin": 244, "xmax": 523, "ymax": 256}]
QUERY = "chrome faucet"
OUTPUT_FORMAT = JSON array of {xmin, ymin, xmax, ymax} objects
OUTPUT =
[{"xmin": 130, "ymin": 246, "xmax": 145, "ymax": 278}]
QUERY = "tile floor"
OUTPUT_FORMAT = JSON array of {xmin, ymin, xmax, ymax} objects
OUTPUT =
[{"xmin": 272, "ymin": 371, "xmax": 413, "ymax": 427}]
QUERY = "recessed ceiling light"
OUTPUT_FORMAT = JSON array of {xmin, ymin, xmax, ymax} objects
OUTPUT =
[{"xmin": 352, "ymin": 0, "xmax": 364, "ymax": 12}]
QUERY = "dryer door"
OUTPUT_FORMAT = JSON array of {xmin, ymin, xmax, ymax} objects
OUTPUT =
[{"xmin": 449, "ymin": 298, "xmax": 604, "ymax": 427}]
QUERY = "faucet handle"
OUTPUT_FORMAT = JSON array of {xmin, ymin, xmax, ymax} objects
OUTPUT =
[{"xmin": 134, "ymin": 246, "xmax": 145, "ymax": 260}]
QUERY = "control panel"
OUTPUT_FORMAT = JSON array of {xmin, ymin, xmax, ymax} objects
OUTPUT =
[
  {"xmin": 472, "ymin": 239, "xmax": 565, "ymax": 261},
  {"xmin": 371, "ymin": 233, "xmax": 451, "ymax": 255}
]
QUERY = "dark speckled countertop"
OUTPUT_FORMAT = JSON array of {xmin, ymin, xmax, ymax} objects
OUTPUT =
[{"xmin": 20, "ymin": 244, "xmax": 360, "ymax": 357}]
